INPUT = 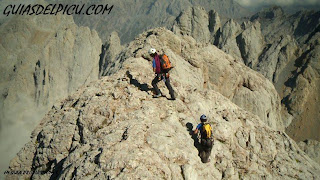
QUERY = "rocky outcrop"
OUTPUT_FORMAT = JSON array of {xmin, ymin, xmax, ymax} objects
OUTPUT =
[
  {"xmin": 208, "ymin": 10, "xmax": 221, "ymax": 36},
  {"xmin": 7, "ymin": 28, "xmax": 320, "ymax": 180},
  {"xmin": 172, "ymin": 7, "xmax": 264, "ymax": 68},
  {"xmin": 237, "ymin": 21, "xmax": 264, "ymax": 68},
  {"xmin": 217, "ymin": 19, "xmax": 243, "ymax": 59},
  {"xmin": 256, "ymin": 35, "xmax": 299, "ymax": 83},
  {"xmin": 298, "ymin": 140, "xmax": 320, "ymax": 165},
  {"xmin": 0, "ymin": 14, "xmax": 102, "ymax": 174},
  {"xmin": 172, "ymin": 7, "xmax": 211, "ymax": 44},
  {"xmin": 99, "ymin": 32, "xmax": 123, "ymax": 77}
]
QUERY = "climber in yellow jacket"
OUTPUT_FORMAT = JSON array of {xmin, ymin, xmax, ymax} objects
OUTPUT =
[{"xmin": 194, "ymin": 114, "xmax": 213, "ymax": 163}]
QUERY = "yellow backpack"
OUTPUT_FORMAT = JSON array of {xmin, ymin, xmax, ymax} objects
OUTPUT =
[{"xmin": 202, "ymin": 123, "xmax": 212, "ymax": 139}]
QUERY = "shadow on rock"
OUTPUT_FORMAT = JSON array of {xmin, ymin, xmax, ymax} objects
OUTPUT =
[
  {"xmin": 186, "ymin": 122, "xmax": 201, "ymax": 154},
  {"xmin": 126, "ymin": 71, "xmax": 153, "ymax": 94}
]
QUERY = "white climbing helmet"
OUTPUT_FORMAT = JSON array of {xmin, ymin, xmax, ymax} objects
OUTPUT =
[{"xmin": 148, "ymin": 48, "xmax": 156, "ymax": 55}]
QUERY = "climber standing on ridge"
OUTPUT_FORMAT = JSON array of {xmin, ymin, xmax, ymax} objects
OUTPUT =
[
  {"xmin": 149, "ymin": 48, "xmax": 175, "ymax": 100},
  {"xmin": 194, "ymin": 114, "xmax": 213, "ymax": 163}
]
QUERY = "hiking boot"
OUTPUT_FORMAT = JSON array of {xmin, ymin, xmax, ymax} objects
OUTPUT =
[
  {"xmin": 168, "ymin": 97, "xmax": 176, "ymax": 101},
  {"xmin": 153, "ymin": 94, "xmax": 162, "ymax": 98}
]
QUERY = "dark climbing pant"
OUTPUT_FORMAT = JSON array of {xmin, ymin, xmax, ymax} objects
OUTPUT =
[
  {"xmin": 199, "ymin": 138, "xmax": 213, "ymax": 163},
  {"xmin": 152, "ymin": 74, "xmax": 175, "ymax": 99}
]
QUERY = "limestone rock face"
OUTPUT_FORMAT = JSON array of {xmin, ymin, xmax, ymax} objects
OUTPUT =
[
  {"xmin": 0, "ymin": 14, "xmax": 101, "ymax": 173},
  {"xmin": 218, "ymin": 19, "xmax": 243, "ymax": 59},
  {"xmin": 298, "ymin": 140, "xmax": 320, "ymax": 165},
  {"xmin": 99, "ymin": 31, "xmax": 123, "ymax": 77},
  {"xmin": 256, "ymin": 35, "xmax": 299, "ymax": 83},
  {"xmin": 208, "ymin": 10, "xmax": 221, "ymax": 36},
  {"xmin": 7, "ymin": 28, "xmax": 320, "ymax": 180},
  {"xmin": 172, "ymin": 7, "xmax": 211, "ymax": 44},
  {"xmin": 237, "ymin": 21, "xmax": 265, "ymax": 68}
]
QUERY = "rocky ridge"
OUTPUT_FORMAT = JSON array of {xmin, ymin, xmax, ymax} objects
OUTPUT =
[
  {"xmin": 101, "ymin": 28, "xmax": 284, "ymax": 131},
  {"xmin": 7, "ymin": 28, "xmax": 320, "ymax": 179}
]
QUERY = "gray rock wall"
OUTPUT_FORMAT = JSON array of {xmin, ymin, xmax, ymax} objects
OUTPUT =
[
  {"xmin": 298, "ymin": 140, "xmax": 320, "ymax": 165},
  {"xmin": 0, "ymin": 14, "xmax": 101, "ymax": 174}
]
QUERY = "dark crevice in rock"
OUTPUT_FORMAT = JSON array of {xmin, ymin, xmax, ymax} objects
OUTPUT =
[
  {"xmin": 94, "ymin": 148, "xmax": 103, "ymax": 165},
  {"xmin": 257, "ymin": 44, "xmax": 272, "ymax": 64},
  {"xmin": 71, "ymin": 167, "xmax": 78, "ymax": 179},
  {"xmin": 180, "ymin": 165, "xmax": 185, "ymax": 180},
  {"xmin": 133, "ymin": 47, "xmax": 142, "ymax": 55},
  {"xmin": 235, "ymin": 34, "xmax": 247, "ymax": 66},
  {"xmin": 223, "ymin": 115, "xmax": 229, "ymax": 121},
  {"xmin": 77, "ymin": 110, "xmax": 85, "ymax": 144},
  {"xmin": 222, "ymin": 170, "xmax": 226, "ymax": 179},
  {"xmin": 114, "ymin": 166, "xmax": 126, "ymax": 178},
  {"xmin": 2, "ymin": 90, "xmax": 8, "ymax": 99},
  {"xmin": 96, "ymin": 92, "xmax": 104, "ymax": 96},
  {"xmin": 72, "ymin": 99, "xmax": 80, "ymax": 108},
  {"xmin": 242, "ymin": 82, "xmax": 253, "ymax": 92},
  {"xmin": 36, "ymin": 60, "xmax": 41, "ymax": 67},
  {"xmin": 213, "ymin": 29, "xmax": 221, "ymax": 46},
  {"xmin": 121, "ymin": 127, "xmax": 129, "ymax": 142},
  {"xmin": 33, "ymin": 72, "xmax": 38, "ymax": 87},
  {"xmin": 99, "ymin": 44, "xmax": 108, "ymax": 77},
  {"xmin": 146, "ymin": 31, "xmax": 153, "ymax": 38},
  {"xmin": 49, "ymin": 157, "xmax": 68, "ymax": 180}
]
